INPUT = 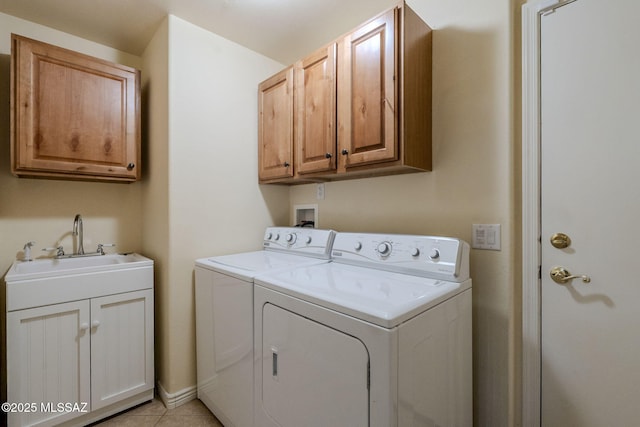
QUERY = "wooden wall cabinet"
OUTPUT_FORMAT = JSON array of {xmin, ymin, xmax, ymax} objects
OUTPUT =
[
  {"xmin": 258, "ymin": 2, "xmax": 432, "ymax": 184},
  {"xmin": 11, "ymin": 34, "xmax": 141, "ymax": 182}
]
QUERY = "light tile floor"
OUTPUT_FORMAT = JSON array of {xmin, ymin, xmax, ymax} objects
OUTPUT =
[{"xmin": 91, "ymin": 398, "xmax": 223, "ymax": 427}]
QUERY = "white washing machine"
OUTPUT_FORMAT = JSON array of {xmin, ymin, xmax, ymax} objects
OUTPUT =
[
  {"xmin": 253, "ymin": 232, "xmax": 472, "ymax": 427},
  {"xmin": 195, "ymin": 227, "xmax": 335, "ymax": 427}
]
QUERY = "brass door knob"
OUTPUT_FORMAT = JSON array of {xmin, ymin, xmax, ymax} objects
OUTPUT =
[
  {"xmin": 550, "ymin": 233, "xmax": 571, "ymax": 249},
  {"xmin": 550, "ymin": 266, "xmax": 591, "ymax": 284}
]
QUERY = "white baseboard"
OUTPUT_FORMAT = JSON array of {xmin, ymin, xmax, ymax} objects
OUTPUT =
[{"xmin": 156, "ymin": 381, "xmax": 197, "ymax": 409}]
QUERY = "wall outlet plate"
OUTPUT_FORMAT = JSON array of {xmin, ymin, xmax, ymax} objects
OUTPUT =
[{"xmin": 472, "ymin": 224, "xmax": 501, "ymax": 250}]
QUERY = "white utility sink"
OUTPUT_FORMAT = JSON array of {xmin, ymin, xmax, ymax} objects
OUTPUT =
[
  {"xmin": 4, "ymin": 253, "xmax": 153, "ymax": 312},
  {"xmin": 4, "ymin": 251, "xmax": 155, "ymax": 426},
  {"xmin": 6, "ymin": 253, "xmax": 151, "ymax": 281}
]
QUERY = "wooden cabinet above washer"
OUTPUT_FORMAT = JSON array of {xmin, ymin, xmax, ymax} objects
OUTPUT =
[
  {"xmin": 258, "ymin": 2, "xmax": 432, "ymax": 184},
  {"xmin": 11, "ymin": 34, "xmax": 141, "ymax": 182}
]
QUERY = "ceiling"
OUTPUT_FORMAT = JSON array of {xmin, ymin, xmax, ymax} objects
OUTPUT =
[{"xmin": 0, "ymin": 0, "xmax": 396, "ymax": 64}]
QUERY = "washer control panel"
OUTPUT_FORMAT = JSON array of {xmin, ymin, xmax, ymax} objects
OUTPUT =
[
  {"xmin": 332, "ymin": 232, "xmax": 470, "ymax": 282},
  {"xmin": 263, "ymin": 227, "xmax": 335, "ymax": 259}
]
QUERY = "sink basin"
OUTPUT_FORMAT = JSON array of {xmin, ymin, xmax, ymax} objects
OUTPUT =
[
  {"xmin": 4, "ymin": 253, "xmax": 154, "ymax": 312},
  {"xmin": 5, "ymin": 253, "xmax": 152, "ymax": 281}
]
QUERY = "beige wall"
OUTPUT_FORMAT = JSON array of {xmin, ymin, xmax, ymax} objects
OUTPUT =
[
  {"xmin": 0, "ymin": 13, "xmax": 144, "ymax": 281},
  {"xmin": 142, "ymin": 15, "xmax": 289, "ymax": 396},
  {"xmin": 141, "ymin": 16, "xmax": 171, "ymax": 402},
  {"xmin": 289, "ymin": 0, "xmax": 521, "ymax": 425}
]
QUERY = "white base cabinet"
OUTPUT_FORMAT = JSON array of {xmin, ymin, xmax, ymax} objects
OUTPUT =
[{"xmin": 4, "ymin": 255, "xmax": 154, "ymax": 427}]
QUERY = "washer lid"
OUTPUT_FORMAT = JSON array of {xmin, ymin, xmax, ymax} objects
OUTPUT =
[
  {"xmin": 195, "ymin": 251, "xmax": 329, "ymax": 281},
  {"xmin": 254, "ymin": 262, "xmax": 471, "ymax": 328}
]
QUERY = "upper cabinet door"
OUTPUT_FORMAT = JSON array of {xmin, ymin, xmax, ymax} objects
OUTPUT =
[
  {"xmin": 338, "ymin": 8, "xmax": 397, "ymax": 170},
  {"xmin": 258, "ymin": 67, "xmax": 294, "ymax": 182},
  {"xmin": 11, "ymin": 34, "xmax": 141, "ymax": 182},
  {"xmin": 295, "ymin": 44, "xmax": 337, "ymax": 175}
]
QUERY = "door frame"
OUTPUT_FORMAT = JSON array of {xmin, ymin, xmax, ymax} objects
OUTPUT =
[{"xmin": 521, "ymin": 1, "xmax": 577, "ymax": 426}]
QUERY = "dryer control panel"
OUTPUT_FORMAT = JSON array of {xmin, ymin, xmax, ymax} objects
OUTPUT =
[
  {"xmin": 263, "ymin": 227, "xmax": 335, "ymax": 259},
  {"xmin": 331, "ymin": 233, "xmax": 470, "ymax": 282}
]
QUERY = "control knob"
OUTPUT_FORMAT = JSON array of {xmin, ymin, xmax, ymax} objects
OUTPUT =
[
  {"xmin": 377, "ymin": 242, "xmax": 392, "ymax": 257},
  {"xmin": 354, "ymin": 242, "xmax": 362, "ymax": 251},
  {"xmin": 286, "ymin": 233, "xmax": 296, "ymax": 244},
  {"xmin": 266, "ymin": 232, "xmax": 273, "ymax": 240},
  {"xmin": 429, "ymin": 248, "xmax": 440, "ymax": 260},
  {"xmin": 411, "ymin": 248, "xmax": 420, "ymax": 257},
  {"xmin": 305, "ymin": 236, "xmax": 312, "ymax": 244}
]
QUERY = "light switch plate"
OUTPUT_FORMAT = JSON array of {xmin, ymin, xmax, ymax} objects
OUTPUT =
[{"xmin": 472, "ymin": 224, "xmax": 501, "ymax": 250}]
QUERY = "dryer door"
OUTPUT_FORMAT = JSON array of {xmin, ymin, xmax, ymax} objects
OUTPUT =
[{"xmin": 261, "ymin": 303, "xmax": 369, "ymax": 427}]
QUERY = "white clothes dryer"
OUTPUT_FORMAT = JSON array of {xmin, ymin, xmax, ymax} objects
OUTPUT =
[
  {"xmin": 253, "ymin": 232, "xmax": 472, "ymax": 427},
  {"xmin": 195, "ymin": 227, "xmax": 335, "ymax": 427}
]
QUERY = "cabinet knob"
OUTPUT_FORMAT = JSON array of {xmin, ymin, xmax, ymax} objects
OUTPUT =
[
  {"xmin": 341, "ymin": 149, "xmax": 349, "ymax": 155},
  {"xmin": 91, "ymin": 320, "xmax": 101, "ymax": 328},
  {"xmin": 283, "ymin": 162, "xmax": 290, "ymax": 167},
  {"xmin": 80, "ymin": 322, "xmax": 90, "ymax": 331},
  {"xmin": 127, "ymin": 163, "xmax": 135, "ymax": 170},
  {"xmin": 325, "ymin": 153, "xmax": 332, "ymax": 159}
]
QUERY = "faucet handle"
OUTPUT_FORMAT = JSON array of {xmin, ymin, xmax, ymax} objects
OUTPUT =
[
  {"xmin": 97, "ymin": 243, "xmax": 115, "ymax": 255},
  {"xmin": 43, "ymin": 246, "xmax": 65, "ymax": 257},
  {"xmin": 23, "ymin": 241, "xmax": 36, "ymax": 261}
]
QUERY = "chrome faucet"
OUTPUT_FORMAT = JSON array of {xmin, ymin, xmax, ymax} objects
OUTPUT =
[{"xmin": 73, "ymin": 214, "xmax": 84, "ymax": 255}]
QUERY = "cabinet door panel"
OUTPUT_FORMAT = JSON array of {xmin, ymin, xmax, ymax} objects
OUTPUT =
[
  {"xmin": 338, "ymin": 8, "xmax": 397, "ymax": 169},
  {"xmin": 90, "ymin": 289, "xmax": 154, "ymax": 410},
  {"xmin": 295, "ymin": 44, "xmax": 337, "ymax": 174},
  {"xmin": 258, "ymin": 67, "xmax": 294, "ymax": 181},
  {"xmin": 7, "ymin": 300, "xmax": 91, "ymax": 427}
]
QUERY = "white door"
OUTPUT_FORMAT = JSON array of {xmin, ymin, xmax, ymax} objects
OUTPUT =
[{"xmin": 540, "ymin": 0, "xmax": 640, "ymax": 425}]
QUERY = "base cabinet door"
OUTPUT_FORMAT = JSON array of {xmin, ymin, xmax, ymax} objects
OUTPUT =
[
  {"xmin": 7, "ymin": 300, "xmax": 91, "ymax": 427},
  {"xmin": 90, "ymin": 289, "xmax": 154, "ymax": 410}
]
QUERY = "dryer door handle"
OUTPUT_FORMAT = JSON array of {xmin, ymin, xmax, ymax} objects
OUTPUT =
[{"xmin": 271, "ymin": 347, "xmax": 279, "ymax": 379}]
